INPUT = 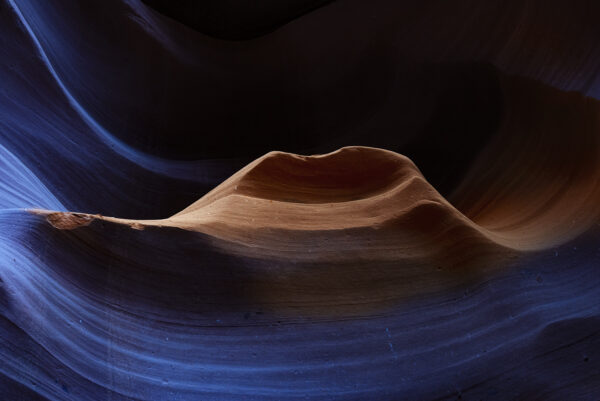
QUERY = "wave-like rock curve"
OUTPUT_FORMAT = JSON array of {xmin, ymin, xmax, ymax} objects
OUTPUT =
[{"xmin": 1, "ymin": 0, "xmax": 600, "ymax": 400}]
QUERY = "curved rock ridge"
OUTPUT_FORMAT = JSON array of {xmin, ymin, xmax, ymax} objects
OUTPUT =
[
  {"xmin": 36, "ymin": 145, "xmax": 600, "ymax": 259},
  {"xmin": 184, "ymin": 146, "xmax": 420, "ymax": 205},
  {"xmin": 33, "ymin": 147, "xmax": 511, "ymax": 264}
]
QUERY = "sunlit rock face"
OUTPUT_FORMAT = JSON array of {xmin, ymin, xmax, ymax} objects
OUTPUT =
[{"xmin": 1, "ymin": 0, "xmax": 599, "ymax": 400}]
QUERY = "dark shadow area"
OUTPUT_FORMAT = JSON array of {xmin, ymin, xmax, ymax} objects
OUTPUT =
[{"xmin": 141, "ymin": 0, "xmax": 335, "ymax": 40}]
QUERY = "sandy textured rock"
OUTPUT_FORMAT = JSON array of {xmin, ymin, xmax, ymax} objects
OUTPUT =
[{"xmin": 0, "ymin": 0, "xmax": 599, "ymax": 400}]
